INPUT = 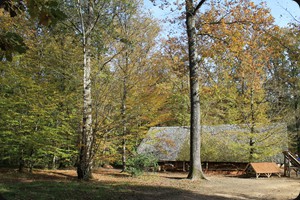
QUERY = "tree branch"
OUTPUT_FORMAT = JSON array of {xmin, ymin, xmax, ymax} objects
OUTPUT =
[
  {"xmin": 201, "ymin": 20, "xmax": 258, "ymax": 26},
  {"xmin": 194, "ymin": 0, "xmax": 207, "ymax": 15},
  {"xmin": 65, "ymin": 20, "xmax": 82, "ymax": 35},
  {"xmin": 77, "ymin": 0, "xmax": 86, "ymax": 45},
  {"xmin": 86, "ymin": 12, "xmax": 100, "ymax": 35},
  {"xmin": 197, "ymin": 32, "xmax": 229, "ymax": 45}
]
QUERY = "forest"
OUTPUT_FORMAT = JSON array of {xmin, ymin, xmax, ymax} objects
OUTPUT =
[{"xmin": 0, "ymin": 0, "xmax": 299, "ymax": 181}]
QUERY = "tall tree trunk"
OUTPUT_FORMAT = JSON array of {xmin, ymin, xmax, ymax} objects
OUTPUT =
[
  {"xmin": 121, "ymin": 69, "xmax": 127, "ymax": 172},
  {"xmin": 293, "ymin": 0, "xmax": 300, "ymax": 7},
  {"xmin": 295, "ymin": 93, "xmax": 300, "ymax": 155},
  {"xmin": 249, "ymin": 87, "xmax": 255, "ymax": 162},
  {"xmin": 77, "ymin": 0, "xmax": 94, "ymax": 180},
  {"xmin": 18, "ymin": 148, "xmax": 24, "ymax": 173},
  {"xmin": 186, "ymin": 0, "xmax": 206, "ymax": 180}
]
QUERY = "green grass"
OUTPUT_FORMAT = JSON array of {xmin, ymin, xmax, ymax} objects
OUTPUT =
[
  {"xmin": 0, "ymin": 171, "xmax": 131, "ymax": 200},
  {"xmin": 0, "ymin": 181, "xmax": 129, "ymax": 200}
]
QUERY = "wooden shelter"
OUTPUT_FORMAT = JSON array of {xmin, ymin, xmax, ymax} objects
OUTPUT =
[
  {"xmin": 137, "ymin": 127, "xmax": 190, "ymax": 171},
  {"xmin": 245, "ymin": 162, "xmax": 281, "ymax": 178},
  {"xmin": 137, "ymin": 125, "xmax": 287, "ymax": 171}
]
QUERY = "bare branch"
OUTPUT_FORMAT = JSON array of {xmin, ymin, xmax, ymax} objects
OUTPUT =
[
  {"xmin": 278, "ymin": 3, "xmax": 300, "ymax": 24},
  {"xmin": 64, "ymin": 20, "xmax": 82, "ymax": 35},
  {"xmin": 86, "ymin": 12, "xmax": 101, "ymax": 35},
  {"xmin": 201, "ymin": 20, "xmax": 259, "ymax": 26},
  {"xmin": 194, "ymin": 0, "xmax": 207, "ymax": 15}
]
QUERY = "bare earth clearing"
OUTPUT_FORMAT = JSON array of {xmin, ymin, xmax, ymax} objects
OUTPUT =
[{"xmin": 1, "ymin": 168, "xmax": 299, "ymax": 200}]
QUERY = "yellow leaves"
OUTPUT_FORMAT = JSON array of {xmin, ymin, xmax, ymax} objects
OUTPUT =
[
  {"xmin": 172, "ymin": 55, "xmax": 181, "ymax": 65},
  {"xmin": 288, "ymin": 77, "xmax": 298, "ymax": 84},
  {"xmin": 0, "ymin": 8, "xmax": 4, "ymax": 17},
  {"xmin": 201, "ymin": 86, "xmax": 212, "ymax": 95},
  {"xmin": 0, "ymin": 8, "xmax": 15, "ymax": 31}
]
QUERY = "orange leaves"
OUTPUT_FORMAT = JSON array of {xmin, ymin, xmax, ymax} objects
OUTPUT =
[
  {"xmin": 201, "ymin": 86, "xmax": 212, "ymax": 95},
  {"xmin": 193, "ymin": 0, "xmax": 282, "ymax": 126},
  {"xmin": 249, "ymin": 1, "xmax": 255, "ymax": 8},
  {"xmin": 0, "ymin": 8, "xmax": 4, "ymax": 17}
]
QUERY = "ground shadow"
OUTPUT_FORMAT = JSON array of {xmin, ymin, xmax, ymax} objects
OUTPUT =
[
  {"xmin": 0, "ymin": 169, "xmax": 77, "ymax": 183},
  {"xmin": 0, "ymin": 178, "xmax": 264, "ymax": 200},
  {"xmin": 163, "ymin": 176, "xmax": 186, "ymax": 180}
]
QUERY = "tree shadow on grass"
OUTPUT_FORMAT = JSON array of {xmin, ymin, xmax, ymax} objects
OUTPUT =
[
  {"xmin": 161, "ymin": 176, "xmax": 186, "ymax": 180},
  {"xmin": 0, "ymin": 170, "xmax": 77, "ymax": 183},
  {"xmin": 0, "ymin": 180, "xmax": 262, "ymax": 200},
  {"xmin": 104, "ymin": 172, "xmax": 131, "ymax": 178}
]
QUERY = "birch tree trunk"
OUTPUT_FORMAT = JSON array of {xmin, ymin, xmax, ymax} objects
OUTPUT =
[
  {"xmin": 77, "ymin": 0, "xmax": 94, "ymax": 180},
  {"xmin": 121, "ymin": 65, "xmax": 127, "ymax": 172}
]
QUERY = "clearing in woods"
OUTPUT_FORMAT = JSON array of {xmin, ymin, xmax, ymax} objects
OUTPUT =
[{"xmin": 0, "ymin": 168, "xmax": 299, "ymax": 200}]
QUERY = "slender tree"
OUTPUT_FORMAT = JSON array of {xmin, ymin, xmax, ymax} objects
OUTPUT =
[
  {"xmin": 113, "ymin": 6, "xmax": 161, "ymax": 170},
  {"xmin": 74, "ymin": 0, "xmax": 95, "ymax": 180},
  {"xmin": 68, "ymin": 0, "xmax": 122, "ymax": 180}
]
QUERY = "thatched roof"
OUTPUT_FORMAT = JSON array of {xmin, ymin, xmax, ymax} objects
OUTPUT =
[
  {"xmin": 136, "ymin": 127, "xmax": 189, "ymax": 161},
  {"xmin": 137, "ymin": 124, "xmax": 287, "ymax": 163}
]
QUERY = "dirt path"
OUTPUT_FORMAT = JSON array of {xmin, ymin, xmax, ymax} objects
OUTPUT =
[
  {"xmin": 93, "ymin": 169, "xmax": 300, "ymax": 200},
  {"xmin": 192, "ymin": 175, "xmax": 299, "ymax": 199}
]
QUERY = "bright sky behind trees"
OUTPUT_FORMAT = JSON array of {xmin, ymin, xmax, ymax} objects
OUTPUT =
[{"xmin": 143, "ymin": 0, "xmax": 299, "ymax": 28}]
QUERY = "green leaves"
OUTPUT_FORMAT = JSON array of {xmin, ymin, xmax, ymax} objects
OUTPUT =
[
  {"xmin": 0, "ymin": 32, "xmax": 27, "ymax": 61},
  {"xmin": 0, "ymin": 0, "xmax": 67, "ymax": 62},
  {"xmin": 126, "ymin": 153, "xmax": 158, "ymax": 176},
  {"xmin": 0, "ymin": 0, "xmax": 25, "ymax": 17},
  {"xmin": 0, "ymin": 17, "xmax": 81, "ymax": 169},
  {"xmin": 26, "ymin": 0, "xmax": 67, "ymax": 26}
]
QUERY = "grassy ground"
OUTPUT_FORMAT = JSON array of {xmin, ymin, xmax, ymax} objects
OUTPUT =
[
  {"xmin": 0, "ymin": 169, "xmax": 131, "ymax": 200},
  {"xmin": 0, "ymin": 168, "xmax": 299, "ymax": 200},
  {"xmin": 1, "ymin": 180, "xmax": 119, "ymax": 200}
]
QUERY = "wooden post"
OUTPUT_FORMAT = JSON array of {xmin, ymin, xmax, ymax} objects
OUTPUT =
[{"xmin": 284, "ymin": 155, "xmax": 287, "ymax": 176}]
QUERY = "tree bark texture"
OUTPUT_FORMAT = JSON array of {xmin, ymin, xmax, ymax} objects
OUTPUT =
[
  {"xmin": 186, "ymin": 0, "xmax": 206, "ymax": 180},
  {"xmin": 121, "ymin": 71, "xmax": 127, "ymax": 172},
  {"xmin": 18, "ymin": 148, "xmax": 24, "ymax": 173},
  {"xmin": 249, "ymin": 87, "xmax": 255, "ymax": 162},
  {"xmin": 295, "ymin": 94, "xmax": 300, "ymax": 155},
  {"xmin": 77, "ymin": 0, "xmax": 94, "ymax": 180}
]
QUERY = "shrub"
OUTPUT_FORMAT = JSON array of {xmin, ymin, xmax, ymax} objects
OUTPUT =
[{"xmin": 126, "ymin": 153, "xmax": 158, "ymax": 177}]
